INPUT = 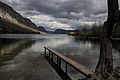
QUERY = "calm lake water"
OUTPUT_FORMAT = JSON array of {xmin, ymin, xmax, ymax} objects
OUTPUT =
[{"xmin": 0, "ymin": 34, "xmax": 120, "ymax": 80}]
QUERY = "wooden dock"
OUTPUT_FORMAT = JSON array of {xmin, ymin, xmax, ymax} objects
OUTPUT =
[{"xmin": 44, "ymin": 47, "xmax": 94, "ymax": 79}]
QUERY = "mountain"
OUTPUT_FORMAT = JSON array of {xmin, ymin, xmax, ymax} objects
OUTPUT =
[
  {"xmin": 53, "ymin": 29, "xmax": 68, "ymax": 34},
  {"xmin": 53, "ymin": 29, "xmax": 75, "ymax": 34},
  {"xmin": 0, "ymin": 1, "xmax": 44, "ymax": 34},
  {"xmin": 38, "ymin": 26, "xmax": 47, "ymax": 32}
]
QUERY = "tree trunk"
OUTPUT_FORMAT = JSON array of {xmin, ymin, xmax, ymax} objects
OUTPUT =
[
  {"xmin": 91, "ymin": 0, "xmax": 119, "ymax": 80},
  {"xmin": 107, "ymin": 0, "xmax": 119, "ymax": 37}
]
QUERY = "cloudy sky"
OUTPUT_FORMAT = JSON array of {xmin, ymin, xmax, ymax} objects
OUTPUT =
[{"xmin": 0, "ymin": 0, "xmax": 118, "ymax": 30}]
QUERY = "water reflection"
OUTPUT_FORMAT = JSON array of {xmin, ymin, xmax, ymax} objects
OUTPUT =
[
  {"xmin": 113, "ymin": 41, "xmax": 120, "ymax": 67},
  {"xmin": 113, "ymin": 41, "xmax": 120, "ymax": 53},
  {"xmin": 50, "ymin": 36, "xmax": 120, "ymax": 79},
  {"xmin": 53, "ymin": 37, "xmax": 100, "ymax": 70},
  {"xmin": 0, "ymin": 34, "xmax": 119, "ymax": 80},
  {"xmin": 0, "ymin": 39, "xmax": 35, "ymax": 66}
]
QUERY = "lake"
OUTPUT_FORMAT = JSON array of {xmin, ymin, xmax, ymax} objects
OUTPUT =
[{"xmin": 0, "ymin": 34, "xmax": 120, "ymax": 80}]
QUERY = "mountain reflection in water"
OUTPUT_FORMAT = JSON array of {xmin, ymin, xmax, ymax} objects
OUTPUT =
[{"xmin": 0, "ymin": 39, "xmax": 35, "ymax": 66}]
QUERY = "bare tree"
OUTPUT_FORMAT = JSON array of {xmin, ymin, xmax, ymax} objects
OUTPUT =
[{"xmin": 91, "ymin": 0, "xmax": 120, "ymax": 80}]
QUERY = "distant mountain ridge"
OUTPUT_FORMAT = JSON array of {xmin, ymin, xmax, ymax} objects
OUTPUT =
[
  {"xmin": 53, "ymin": 29, "xmax": 75, "ymax": 34},
  {"xmin": 37, "ymin": 26, "xmax": 75, "ymax": 34},
  {"xmin": 38, "ymin": 26, "xmax": 47, "ymax": 32},
  {"xmin": 0, "ymin": 1, "xmax": 44, "ymax": 34}
]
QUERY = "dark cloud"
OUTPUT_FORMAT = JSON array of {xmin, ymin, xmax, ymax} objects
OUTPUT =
[
  {"xmin": 5, "ymin": 0, "xmax": 107, "ymax": 20},
  {"xmin": 0, "ymin": 0, "xmax": 117, "ymax": 30}
]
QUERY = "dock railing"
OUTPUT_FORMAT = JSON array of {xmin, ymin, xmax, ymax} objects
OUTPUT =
[{"xmin": 44, "ymin": 47, "xmax": 94, "ymax": 79}]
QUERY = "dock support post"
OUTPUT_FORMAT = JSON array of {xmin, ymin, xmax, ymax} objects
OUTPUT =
[
  {"xmin": 44, "ymin": 48, "xmax": 46, "ymax": 56},
  {"xmin": 52, "ymin": 53, "xmax": 53, "ymax": 60},
  {"xmin": 57, "ymin": 56, "xmax": 59, "ymax": 65},
  {"xmin": 49, "ymin": 51, "xmax": 50, "ymax": 58},
  {"xmin": 66, "ymin": 62, "xmax": 68, "ymax": 74},
  {"xmin": 58, "ymin": 58, "xmax": 61, "ymax": 67}
]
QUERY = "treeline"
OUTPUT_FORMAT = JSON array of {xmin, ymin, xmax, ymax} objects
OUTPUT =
[
  {"xmin": 75, "ymin": 24, "xmax": 103, "ymax": 37},
  {"xmin": 69, "ymin": 23, "xmax": 120, "ymax": 38}
]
